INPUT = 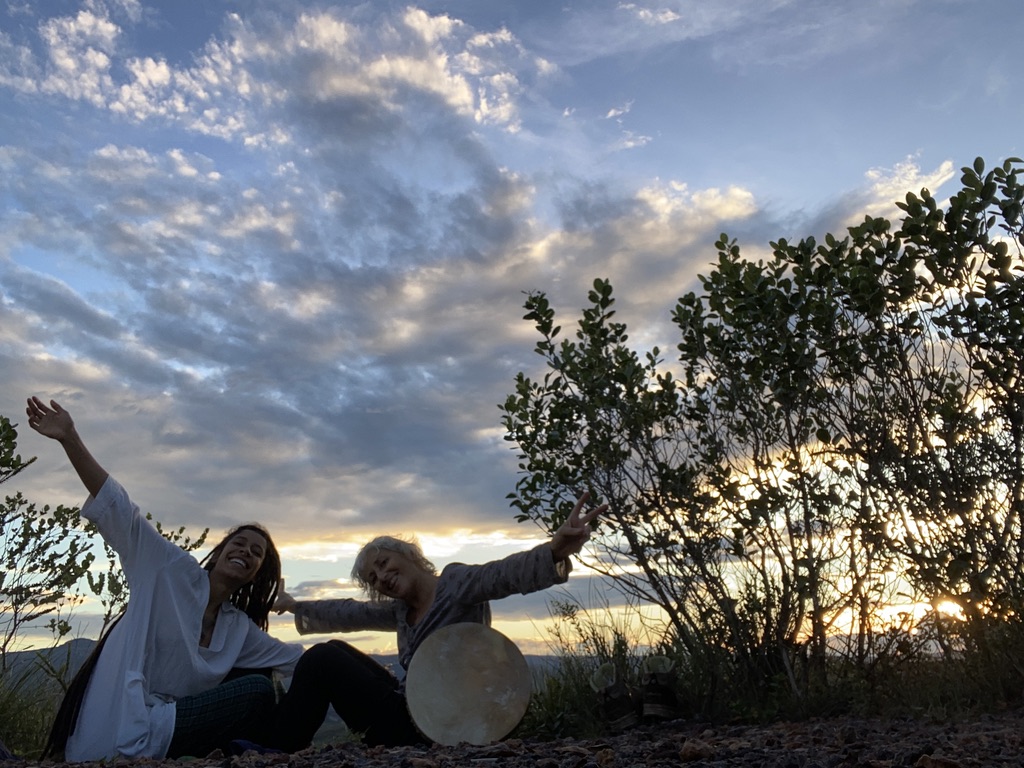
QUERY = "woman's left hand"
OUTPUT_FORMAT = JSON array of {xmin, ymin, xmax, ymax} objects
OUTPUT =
[
  {"xmin": 550, "ymin": 491, "xmax": 606, "ymax": 561},
  {"xmin": 274, "ymin": 579, "xmax": 298, "ymax": 614}
]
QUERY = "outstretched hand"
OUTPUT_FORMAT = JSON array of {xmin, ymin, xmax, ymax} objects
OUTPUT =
[
  {"xmin": 25, "ymin": 397, "xmax": 75, "ymax": 441},
  {"xmin": 25, "ymin": 395, "xmax": 109, "ymax": 498},
  {"xmin": 550, "ymin": 491, "xmax": 606, "ymax": 561},
  {"xmin": 274, "ymin": 578, "xmax": 298, "ymax": 615}
]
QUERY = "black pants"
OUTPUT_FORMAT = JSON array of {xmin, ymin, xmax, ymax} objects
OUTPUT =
[{"xmin": 272, "ymin": 640, "xmax": 425, "ymax": 750}]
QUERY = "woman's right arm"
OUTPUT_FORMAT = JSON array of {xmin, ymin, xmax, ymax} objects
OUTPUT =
[
  {"xmin": 293, "ymin": 598, "xmax": 398, "ymax": 635},
  {"xmin": 275, "ymin": 578, "xmax": 398, "ymax": 634},
  {"xmin": 26, "ymin": 397, "xmax": 108, "ymax": 498},
  {"xmin": 26, "ymin": 396, "xmax": 181, "ymax": 576}
]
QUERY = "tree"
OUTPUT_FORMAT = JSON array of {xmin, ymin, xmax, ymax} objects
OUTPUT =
[
  {"xmin": 0, "ymin": 417, "xmax": 93, "ymax": 671},
  {"xmin": 501, "ymin": 157, "xmax": 1024, "ymax": 711}
]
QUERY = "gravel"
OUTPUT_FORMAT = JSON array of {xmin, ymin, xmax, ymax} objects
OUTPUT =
[{"xmin": 9, "ymin": 710, "xmax": 1024, "ymax": 768}]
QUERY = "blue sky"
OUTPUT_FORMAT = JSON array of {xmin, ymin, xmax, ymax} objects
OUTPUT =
[{"xmin": 2, "ymin": 0, "xmax": 1021, "ymax": 653}]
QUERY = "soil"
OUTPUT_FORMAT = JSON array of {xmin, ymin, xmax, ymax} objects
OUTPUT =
[{"xmin": 10, "ymin": 710, "xmax": 1024, "ymax": 768}]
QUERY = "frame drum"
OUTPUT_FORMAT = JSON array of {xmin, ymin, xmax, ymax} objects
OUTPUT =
[{"xmin": 405, "ymin": 622, "xmax": 532, "ymax": 745}]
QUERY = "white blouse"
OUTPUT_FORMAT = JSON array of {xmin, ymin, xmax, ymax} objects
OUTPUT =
[{"xmin": 66, "ymin": 476, "xmax": 302, "ymax": 761}]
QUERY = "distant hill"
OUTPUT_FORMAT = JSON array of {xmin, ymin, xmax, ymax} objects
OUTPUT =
[
  {"xmin": 4, "ymin": 640, "xmax": 560, "ymax": 690},
  {"xmin": 372, "ymin": 653, "xmax": 560, "ymax": 683},
  {"xmin": 2, "ymin": 637, "xmax": 95, "ymax": 694}
]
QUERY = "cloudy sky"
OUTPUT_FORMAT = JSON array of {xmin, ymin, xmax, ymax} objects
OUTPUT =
[{"xmin": 2, "ymin": 0, "xmax": 1021, "ymax": 654}]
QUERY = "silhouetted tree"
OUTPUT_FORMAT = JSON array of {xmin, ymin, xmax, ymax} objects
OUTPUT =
[{"xmin": 501, "ymin": 157, "xmax": 1024, "ymax": 709}]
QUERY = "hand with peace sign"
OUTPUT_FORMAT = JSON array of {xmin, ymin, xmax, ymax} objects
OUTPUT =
[{"xmin": 549, "ymin": 490, "xmax": 606, "ymax": 561}]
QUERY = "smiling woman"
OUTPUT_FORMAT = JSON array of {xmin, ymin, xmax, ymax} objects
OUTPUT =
[
  {"xmin": 24, "ymin": 396, "xmax": 303, "ymax": 762},
  {"xmin": 267, "ymin": 492, "xmax": 605, "ymax": 751}
]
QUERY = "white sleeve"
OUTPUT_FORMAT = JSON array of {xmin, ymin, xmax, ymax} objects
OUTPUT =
[
  {"xmin": 80, "ymin": 476, "xmax": 189, "ymax": 587},
  {"xmin": 237, "ymin": 622, "xmax": 304, "ymax": 675}
]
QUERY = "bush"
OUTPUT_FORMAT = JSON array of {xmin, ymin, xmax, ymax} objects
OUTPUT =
[{"xmin": 0, "ymin": 650, "xmax": 73, "ymax": 758}]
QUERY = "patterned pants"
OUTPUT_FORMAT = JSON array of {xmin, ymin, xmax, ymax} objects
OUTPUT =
[{"xmin": 166, "ymin": 672, "xmax": 276, "ymax": 758}]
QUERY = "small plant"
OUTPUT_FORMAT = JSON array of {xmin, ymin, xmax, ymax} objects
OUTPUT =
[
  {"xmin": 519, "ymin": 593, "xmax": 670, "ymax": 738},
  {"xmin": 0, "ymin": 651, "xmax": 70, "ymax": 758}
]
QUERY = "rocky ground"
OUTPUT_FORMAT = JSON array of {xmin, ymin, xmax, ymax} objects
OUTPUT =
[{"xmin": 8, "ymin": 710, "xmax": 1024, "ymax": 768}]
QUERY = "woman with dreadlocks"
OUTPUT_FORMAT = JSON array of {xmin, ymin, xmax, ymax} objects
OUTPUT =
[{"xmin": 26, "ymin": 396, "xmax": 303, "ymax": 762}]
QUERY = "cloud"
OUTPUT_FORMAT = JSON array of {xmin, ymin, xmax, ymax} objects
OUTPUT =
[
  {"xmin": 518, "ymin": 0, "xmax": 795, "ymax": 67},
  {"xmin": 1, "ymin": 3, "xmax": 541, "ymax": 144},
  {"xmin": 547, "ymin": 177, "xmax": 758, "ymax": 318},
  {"xmin": 605, "ymin": 101, "xmax": 632, "ymax": 120},
  {"xmin": 37, "ymin": 8, "xmax": 119, "ymax": 106},
  {"xmin": 0, "ymin": 1, "xmax": 982, "ymax": 601},
  {"xmin": 705, "ymin": 0, "xmax": 954, "ymax": 75},
  {"xmin": 617, "ymin": 3, "xmax": 682, "ymax": 25},
  {"xmin": 285, "ymin": 579, "xmax": 354, "ymax": 600},
  {"xmin": 4, "ymin": 267, "xmax": 123, "ymax": 341},
  {"xmin": 860, "ymin": 157, "xmax": 957, "ymax": 220},
  {"xmin": 803, "ymin": 157, "xmax": 957, "ymax": 236}
]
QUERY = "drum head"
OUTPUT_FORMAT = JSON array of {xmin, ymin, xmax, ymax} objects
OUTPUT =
[{"xmin": 405, "ymin": 622, "xmax": 532, "ymax": 746}]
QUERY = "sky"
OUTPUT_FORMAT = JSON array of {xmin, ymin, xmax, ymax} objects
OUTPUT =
[{"xmin": 1, "ymin": 0, "xmax": 1022, "ymax": 655}]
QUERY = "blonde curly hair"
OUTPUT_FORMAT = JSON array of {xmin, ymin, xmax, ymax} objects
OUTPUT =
[{"xmin": 351, "ymin": 534, "xmax": 437, "ymax": 601}]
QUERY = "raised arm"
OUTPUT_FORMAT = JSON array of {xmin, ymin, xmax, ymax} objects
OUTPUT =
[
  {"xmin": 439, "ymin": 491, "xmax": 607, "ymax": 606},
  {"xmin": 549, "ymin": 490, "xmax": 606, "ymax": 562},
  {"xmin": 26, "ymin": 397, "xmax": 108, "ymax": 498}
]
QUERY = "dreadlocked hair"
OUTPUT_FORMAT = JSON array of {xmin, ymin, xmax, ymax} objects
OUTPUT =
[
  {"xmin": 200, "ymin": 523, "xmax": 281, "ymax": 630},
  {"xmin": 43, "ymin": 613, "xmax": 123, "ymax": 760}
]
